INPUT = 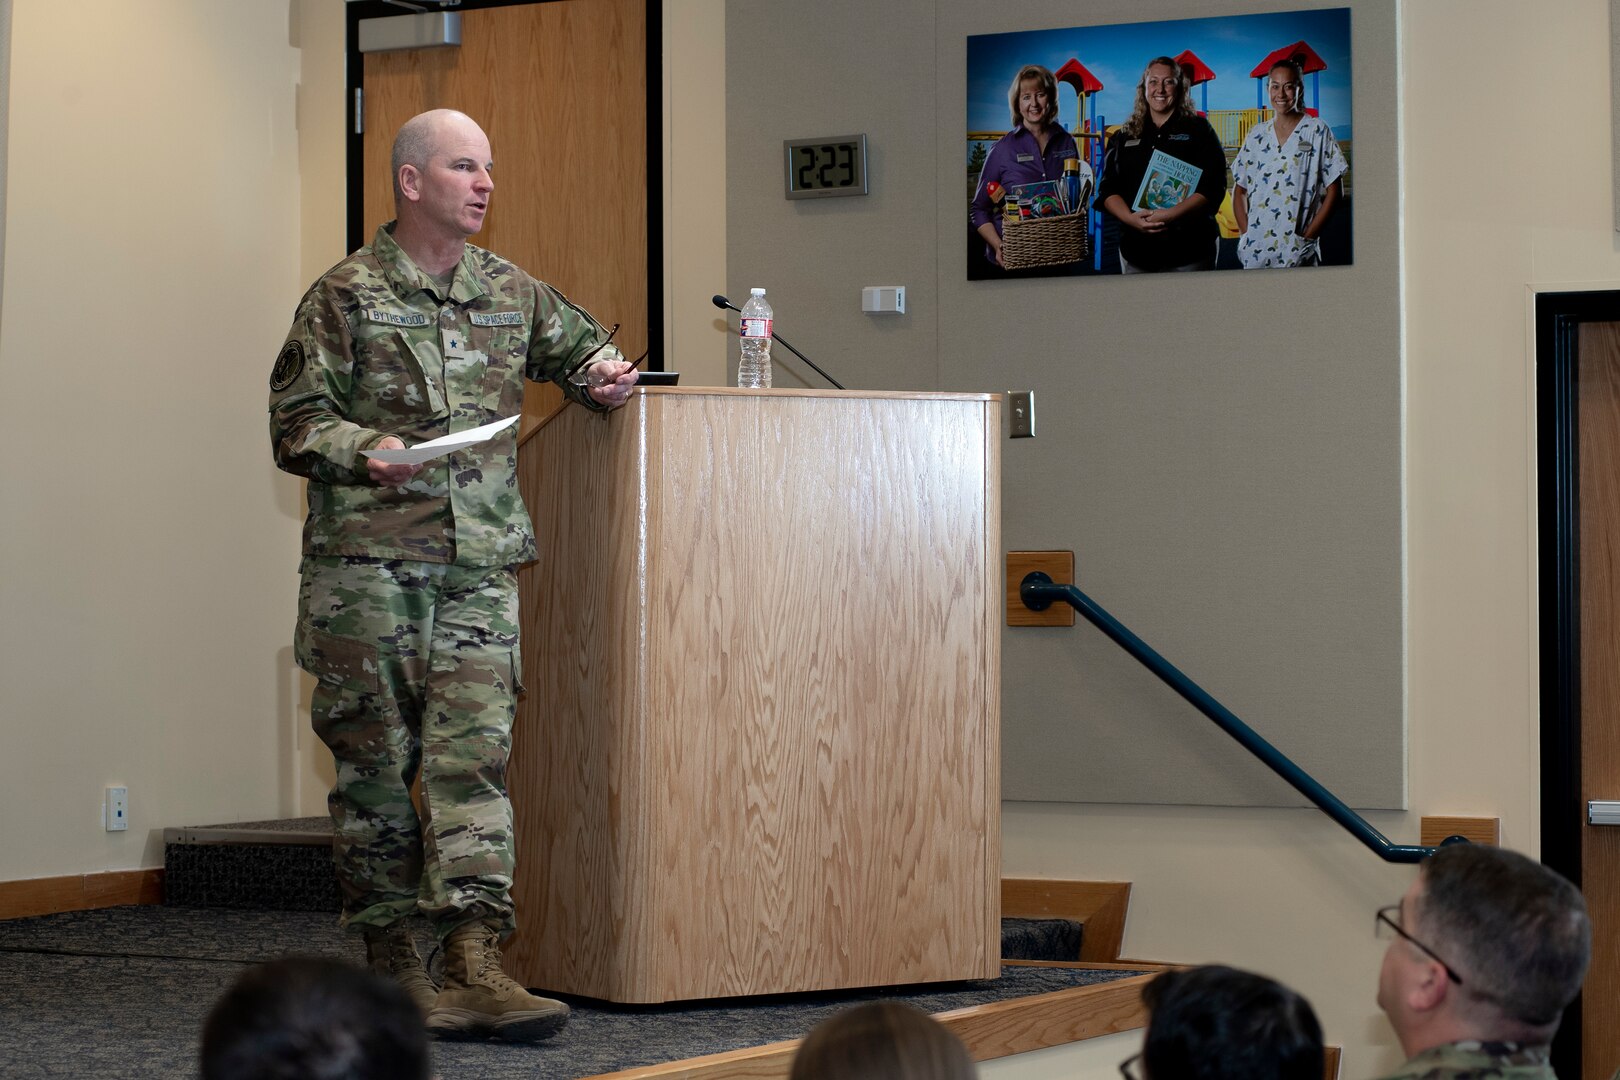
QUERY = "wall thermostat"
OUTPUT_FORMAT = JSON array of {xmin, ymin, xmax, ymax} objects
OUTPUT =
[{"xmin": 861, "ymin": 286, "xmax": 905, "ymax": 314}]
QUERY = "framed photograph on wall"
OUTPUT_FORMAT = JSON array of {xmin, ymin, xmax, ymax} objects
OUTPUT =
[{"xmin": 967, "ymin": 8, "xmax": 1353, "ymax": 280}]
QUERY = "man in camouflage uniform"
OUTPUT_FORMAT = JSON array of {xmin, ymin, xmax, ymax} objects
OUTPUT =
[
  {"xmin": 1374, "ymin": 843, "xmax": 1590, "ymax": 1079},
  {"xmin": 269, "ymin": 109, "xmax": 637, "ymax": 1043}
]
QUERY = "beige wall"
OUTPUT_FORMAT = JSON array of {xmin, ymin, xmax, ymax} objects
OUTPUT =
[
  {"xmin": 1002, "ymin": 0, "xmax": 1620, "ymax": 1075},
  {"xmin": 711, "ymin": 0, "xmax": 1616, "ymax": 1076},
  {"xmin": 0, "ymin": 0, "xmax": 318, "ymax": 879},
  {"xmin": 664, "ymin": 0, "xmax": 729, "ymax": 386},
  {"xmin": 3, "ymin": 0, "xmax": 1616, "ymax": 1075},
  {"xmin": 0, "ymin": 0, "xmax": 11, "ymax": 320},
  {"xmin": 0, "ymin": 0, "xmax": 733, "ymax": 884},
  {"xmin": 727, "ymin": 0, "xmax": 1408, "ymax": 812},
  {"xmin": 0, "ymin": 0, "xmax": 726, "ymax": 886},
  {"xmin": 294, "ymin": 0, "xmax": 347, "ymax": 288}
]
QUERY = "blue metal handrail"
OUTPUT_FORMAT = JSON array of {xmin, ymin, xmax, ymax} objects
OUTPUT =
[{"xmin": 1020, "ymin": 571, "xmax": 1441, "ymax": 864}]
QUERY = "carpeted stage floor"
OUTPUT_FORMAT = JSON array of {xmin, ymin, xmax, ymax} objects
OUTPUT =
[{"xmin": 0, "ymin": 906, "xmax": 1144, "ymax": 1079}]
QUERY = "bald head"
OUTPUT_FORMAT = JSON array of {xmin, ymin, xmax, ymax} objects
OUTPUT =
[{"xmin": 391, "ymin": 109, "xmax": 484, "ymax": 208}]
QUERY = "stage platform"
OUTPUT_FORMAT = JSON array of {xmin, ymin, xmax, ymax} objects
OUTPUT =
[{"xmin": 0, "ymin": 905, "xmax": 1151, "ymax": 1079}]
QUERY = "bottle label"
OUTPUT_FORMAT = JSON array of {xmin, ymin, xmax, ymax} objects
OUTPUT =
[{"xmin": 741, "ymin": 318, "xmax": 772, "ymax": 339}]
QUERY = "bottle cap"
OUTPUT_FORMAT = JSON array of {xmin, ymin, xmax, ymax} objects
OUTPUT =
[
  {"xmin": 750, "ymin": 287, "xmax": 766, "ymax": 296},
  {"xmin": 1063, "ymin": 158, "xmax": 1079, "ymax": 172}
]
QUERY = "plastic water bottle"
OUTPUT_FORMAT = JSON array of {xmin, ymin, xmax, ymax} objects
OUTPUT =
[{"xmin": 737, "ymin": 287, "xmax": 773, "ymax": 388}]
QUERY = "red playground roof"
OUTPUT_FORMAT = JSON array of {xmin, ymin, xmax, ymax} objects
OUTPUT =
[
  {"xmin": 1053, "ymin": 57, "xmax": 1103, "ymax": 95},
  {"xmin": 1174, "ymin": 50, "xmax": 1216, "ymax": 85},
  {"xmin": 1250, "ymin": 41, "xmax": 1328, "ymax": 77}
]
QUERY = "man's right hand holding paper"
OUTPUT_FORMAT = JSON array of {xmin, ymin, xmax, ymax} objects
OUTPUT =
[{"xmin": 366, "ymin": 436, "xmax": 424, "ymax": 486}]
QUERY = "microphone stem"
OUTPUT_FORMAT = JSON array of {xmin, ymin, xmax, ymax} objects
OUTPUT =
[
  {"xmin": 770, "ymin": 330, "xmax": 846, "ymax": 390},
  {"xmin": 717, "ymin": 295, "xmax": 846, "ymax": 390}
]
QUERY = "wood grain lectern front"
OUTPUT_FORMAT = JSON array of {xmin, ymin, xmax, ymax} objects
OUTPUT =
[{"xmin": 505, "ymin": 387, "xmax": 1000, "ymax": 1003}]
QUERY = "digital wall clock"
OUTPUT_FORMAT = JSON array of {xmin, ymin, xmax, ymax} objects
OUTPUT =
[{"xmin": 783, "ymin": 135, "xmax": 868, "ymax": 199}]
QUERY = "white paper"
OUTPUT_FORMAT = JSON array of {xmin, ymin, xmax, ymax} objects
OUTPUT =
[{"xmin": 359, "ymin": 414, "xmax": 521, "ymax": 465}]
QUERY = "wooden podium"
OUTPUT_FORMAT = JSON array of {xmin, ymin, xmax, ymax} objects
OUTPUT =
[{"xmin": 506, "ymin": 387, "xmax": 1000, "ymax": 1002}]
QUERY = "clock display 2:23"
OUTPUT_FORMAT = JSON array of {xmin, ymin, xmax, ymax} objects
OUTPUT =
[{"xmin": 795, "ymin": 143, "xmax": 856, "ymax": 189}]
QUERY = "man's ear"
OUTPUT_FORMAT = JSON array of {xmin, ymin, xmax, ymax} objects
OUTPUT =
[
  {"xmin": 398, "ymin": 164, "xmax": 421, "ymax": 203},
  {"xmin": 1407, "ymin": 959, "xmax": 1450, "ymax": 1014}
]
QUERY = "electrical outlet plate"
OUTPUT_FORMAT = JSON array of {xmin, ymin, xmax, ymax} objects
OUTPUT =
[
  {"xmin": 1008, "ymin": 391, "xmax": 1034, "ymax": 438},
  {"xmin": 106, "ymin": 786, "xmax": 128, "ymax": 832}
]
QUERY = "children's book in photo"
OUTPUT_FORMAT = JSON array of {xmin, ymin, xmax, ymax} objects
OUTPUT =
[{"xmin": 1131, "ymin": 150, "xmax": 1202, "ymax": 212}]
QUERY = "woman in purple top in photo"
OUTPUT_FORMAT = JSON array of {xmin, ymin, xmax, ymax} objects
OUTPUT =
[{"xmin": 969, "ymin": 64, "xmax": 1085, "ymax": 268}]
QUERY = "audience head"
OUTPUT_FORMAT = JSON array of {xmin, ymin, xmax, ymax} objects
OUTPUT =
[
  {"xmin": 1377, "ymin": 842, "xmax": 1590, "ymax": 1056},
  {"xmin": 1128, "ymin": 965, "xmax": 1323, "ymax": 1080},
  {"xmin": 789, "ymin": 1001, "xmax": 976, "ymax": 1080},
  {"xmin": 200, "ymin": 956, "xmax": 431, "ymax": 1080}
]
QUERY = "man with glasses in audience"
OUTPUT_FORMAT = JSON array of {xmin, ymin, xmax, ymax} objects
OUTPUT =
[{"xmin": 1374, "ymin": 842, "xmax": 1590, "ymax": 1079}]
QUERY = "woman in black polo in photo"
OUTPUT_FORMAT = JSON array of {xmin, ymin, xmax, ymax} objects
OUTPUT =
[{"xmin": 1096, "ymin": 56, "xmax": 1227, "ymax": 273}]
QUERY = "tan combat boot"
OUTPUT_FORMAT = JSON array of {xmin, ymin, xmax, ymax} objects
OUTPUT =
[
  {"xmin": 426, "ymin": 920, "xmax": 570, "ymax": 1042},
  {"xmin": 362, "ymin": 922, "xmax": 439, "ymax": 1019}
]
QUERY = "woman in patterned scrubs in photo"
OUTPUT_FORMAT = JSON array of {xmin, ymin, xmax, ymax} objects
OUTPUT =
[{"xmin": 1231, "ymin": 56, "xmax": 1348, "ymax": 269}]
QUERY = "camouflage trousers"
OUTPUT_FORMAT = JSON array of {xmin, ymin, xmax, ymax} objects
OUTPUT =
[{"xmin": 295, "ymin": 555, "xmax": 522, "ymax": 937}]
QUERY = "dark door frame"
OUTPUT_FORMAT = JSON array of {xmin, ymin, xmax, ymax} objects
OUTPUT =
[
  {"xmin": 1537, "ymin": 287, "xmax": 1620, "ymax": 1080},
  {"xmin": 342, "ymin": 0, "xmax": 664, "ymax": 369}
]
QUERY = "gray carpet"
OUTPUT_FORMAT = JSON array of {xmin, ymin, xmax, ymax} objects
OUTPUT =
[{"xmin": 0, "ymin": 906, "xmax": 1146, "ymax": 1079}]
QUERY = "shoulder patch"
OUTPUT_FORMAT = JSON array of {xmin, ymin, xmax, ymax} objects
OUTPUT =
[
  {"xmin": 270, "ymin": 340, "xmax": 305, "ymax": 391},
  {"xmin": 470, "ymin": 311, "xmax": 525, "ymax": 327}
]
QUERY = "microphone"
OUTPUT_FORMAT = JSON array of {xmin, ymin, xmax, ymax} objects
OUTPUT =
[{"xmin": 711, "ymin": 292, "xmax": 846, "ymax": 390}]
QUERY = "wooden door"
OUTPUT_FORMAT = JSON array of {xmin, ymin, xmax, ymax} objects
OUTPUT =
[
  {"xmin": 360, "ymin": 0, "xmax": 647, "ymax": 431},
  {"xmin": 1577, "ymin": 320, "xmax": 1620, "ymax": 1080}
]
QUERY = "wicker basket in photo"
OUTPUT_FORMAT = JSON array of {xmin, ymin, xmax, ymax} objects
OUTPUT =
[{"xmin": 1001, "ymin": 210, "xmax": 1089, "ymax": 271}]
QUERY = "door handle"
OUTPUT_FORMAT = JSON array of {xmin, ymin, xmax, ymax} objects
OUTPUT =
[{"xmin": 1588, "ymin": 801, "xmax": 1620, "ymax": 824}]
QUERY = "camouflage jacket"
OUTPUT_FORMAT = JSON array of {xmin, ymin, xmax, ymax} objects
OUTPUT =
[
  {"xmin": 269, "ymin": 223, "xmax": 608, "ymax": 567},
  {"xmin": 1375, "ymin": 1040, "xmax": 1556, "ymax": 1080}
]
